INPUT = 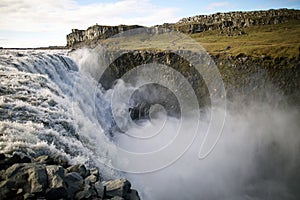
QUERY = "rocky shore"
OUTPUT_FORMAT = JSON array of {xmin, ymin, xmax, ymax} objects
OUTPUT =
[{"xmin": 0, "ymin": 153, "xmax": 140, "ymax": 200}]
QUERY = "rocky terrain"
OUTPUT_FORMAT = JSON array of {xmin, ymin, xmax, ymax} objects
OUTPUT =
[
  {"xmin": 1, "ymin": 8, "xmax": 299, "ymax": 200},
  {"xmin": 0, "ymin": 153, "xmax": 140, "ymax": 200},
  {"xmin": 66, "ymin": 9, "xmax": 300, "ymax": 47},
  {"xmin": 66, "ymin": 8, "xmax": 300, "ymax": 107}
]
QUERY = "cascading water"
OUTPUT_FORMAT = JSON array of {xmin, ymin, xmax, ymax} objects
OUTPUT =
[
  {"xmin": 1, "ymin": 48, "xmax": 300, "ymax": 200},
  {"xmin": 0, "ymin": 49, "xmax": 119, "ymax": 179}
]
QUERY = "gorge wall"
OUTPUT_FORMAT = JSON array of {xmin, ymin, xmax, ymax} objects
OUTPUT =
[
  {"xmin": 66, "ymin": 9, "xmax": 300, "ymax": 107},
  {"xmin": 98, "ymin": 50, "xmax": 300, "ymax": 108}
]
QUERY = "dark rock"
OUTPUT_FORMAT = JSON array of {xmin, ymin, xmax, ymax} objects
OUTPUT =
[
  {"xmin": 67, "ymin": 164, "xmax": 89, "ymax": 178},
  {"xmin": 89, "ymin": 168, "xmax": 99, "ymax": 177},
  {"xmin": 45, "ymin": 187, "xmax": 67, "ymax": 200},
  {"xmin": 24, "ymin": 192, "xmax": 35, "ymax": 200},
  {"xmin": 85, "ymin": 174, "xmax": 98, "ymax": 184},
  {"xmin": 94, "ymin": 181, "xmax": 105, "ymax": 198},
  {"xmin": 27, "ymin": 165, "xmax": 47, "ymax": 194},
  {"xmin": 65, "ymin": 172, "xmax": 83, "ymax": 198},
  {"xmin": 0, "ymin": 154, "xmax": 6, "ymax": 161},
  {"xmin": 45, "ymin": 165, "xmax": 66, "ymax": 199},
  {"xmin": 34, "ymin": 155, "xmax": 54, "ymax": 165},
  {"xmin": 125, "ymin": 189, "xmax": 140, "ymax": 200},
  {"xmin": 74, "ymin": 183, "xmax": 92, "ymax": 200},
  {"xmin": 103, "ymin": 179, "xmax": 131, "ymax": 198},
  {"xmin": 0, "ymin": 156, "xmax": 140, "ymax": 200}
]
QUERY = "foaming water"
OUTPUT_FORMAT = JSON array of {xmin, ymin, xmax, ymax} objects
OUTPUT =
[
  {"xmin": 69, "ymin": 48, "xmax": 300, "ymax": 200},
  {"xmin": 0, "ymin": 49, "xmax": 299, "ymax": 199},
  {"xmin": 0, "ymin": 49, "xmax": 118, "ymax": 179}
]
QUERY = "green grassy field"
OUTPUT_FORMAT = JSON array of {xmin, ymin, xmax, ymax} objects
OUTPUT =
[
  {"xmin": 191, "ymin": 20, "xmax": 300, "ymax": 58},
  {"xmin": 100, "ymin": 20, "xmax": 300, "ymax": 59}
]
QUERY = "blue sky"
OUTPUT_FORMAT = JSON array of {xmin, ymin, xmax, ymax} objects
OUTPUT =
[{"xmin": 0, "ymin": 0, "xmax": 299, "ymax": 48}]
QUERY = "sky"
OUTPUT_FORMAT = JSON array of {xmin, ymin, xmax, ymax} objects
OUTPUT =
[{"xmin": 0, "ymin": 0, "xmax": 299, "ymax": 48}]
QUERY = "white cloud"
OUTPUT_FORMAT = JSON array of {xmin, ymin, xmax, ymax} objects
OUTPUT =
[
  {"xmin": 0, "ymin": 0, "xmax": 180, "ymax": 47},
  {"xmin": 0, "ymin": 0, "xmax": 179, "ymax": 32},
  {"xmin": 206, "ymin": 2, "xmax": 229, "ymax": 11}
]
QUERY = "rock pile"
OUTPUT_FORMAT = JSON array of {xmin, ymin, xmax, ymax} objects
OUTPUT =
[{"xmin": 0, "ymin": 153, "xmax": 140, "ymax": 200}]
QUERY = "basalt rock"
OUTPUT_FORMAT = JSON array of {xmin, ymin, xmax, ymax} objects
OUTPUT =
[
  {"xmin": 0, "ymin": 154, "xmax": 140, "ymax": 200},
  {"xmin": 66, "ymin": 9, "xmax": 300, "ymax": 47}
]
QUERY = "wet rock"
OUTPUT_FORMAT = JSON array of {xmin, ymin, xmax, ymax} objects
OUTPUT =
[
  {"xmin": 28, "ymin": 165, "xmax": 47, "ymax": 194},
  {"xmin": 34, "ymin": 155, "xmax": 54, "ymax": 165},
  {"xmin": 65, "ymin": 172, "xmax": 84, "ymax": 198},
  {"xmin": 24, "ymin": 192, "xmax": 35, "ymax": 200},
  {"xmin": 125, "ymin": 189, "xmax": 140, "ymax": 200},
  {"xmin": 0, "ymin": 154, "xmax": 140, "ymax": 200},
  {"xmin": 85, "ymin": 174, "xmax": 98, "ymax": 184},
  {"xmin": 89, "ymin": 168, "xmax": 99, "ymax": 177},
  {"xmin": 67, "ymin": 164, "xmax": 89, "ymax": 178},
  {"xmin": 75, "ymin": 183, "xmax": 92, "ymax": 200},
  {"xmin": 45, "ymin": 165, "xmax": 67, "ymax": 199},
  {"xmin": 94, "ymin": 181, "xmax": 105, "ymax": 198},
  {"xmin": 103, "ymin": 178, "xmax": 131, "ymax": 198}
]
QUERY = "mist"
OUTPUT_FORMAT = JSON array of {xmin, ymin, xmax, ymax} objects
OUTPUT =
[{"xmin": 70, "ymin": 48, "xmax": 300, "ymax": 200}]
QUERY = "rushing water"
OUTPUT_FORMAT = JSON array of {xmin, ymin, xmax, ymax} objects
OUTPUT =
[{"xmin": 0, "ymin": 49, "xmax": 299, "ymax": 200}]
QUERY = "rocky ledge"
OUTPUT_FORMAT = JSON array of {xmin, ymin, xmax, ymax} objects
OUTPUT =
[
  {"xmin": 0, "ymin": 153, "xmax": 140, "ymax": 200},
  {"xmin": 66, "ymin": 9, "xmax": 300, "ymax": 47}
]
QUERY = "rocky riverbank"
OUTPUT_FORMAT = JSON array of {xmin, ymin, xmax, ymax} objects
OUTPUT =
[{"xmin": 0, "ymin": 153, "xmax": 140, "ymax": 200}]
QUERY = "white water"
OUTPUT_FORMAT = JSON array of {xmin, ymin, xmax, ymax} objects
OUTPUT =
[{"xmin": 0, "ymin": 49, "xmax": 299, "ymax": 200}]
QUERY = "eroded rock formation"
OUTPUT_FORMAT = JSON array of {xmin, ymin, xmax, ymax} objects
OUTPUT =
[{"xmin": 0, "ymin": 153, "xmax": 140, "ymax": 200}]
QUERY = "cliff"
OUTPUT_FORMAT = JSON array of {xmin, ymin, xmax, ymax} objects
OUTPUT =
[
  {"xmin": 66, "ymin": 9, "xmax": 300, "ymax": 47},
  {"xmin": 67, "ymin": 25, "xmax": 144, "ymax": 47},
  {"xmin": 172, "ymin": 8, "xmax": 300, "ymax": 34},
  {"xmin": 66, "ymin": 8, "xmax": 300, "ymax": 107}
]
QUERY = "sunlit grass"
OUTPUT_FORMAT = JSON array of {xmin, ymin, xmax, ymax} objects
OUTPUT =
[{"xmin": 98, "ymin": 20, "xmax": 300, "ymax": 59}]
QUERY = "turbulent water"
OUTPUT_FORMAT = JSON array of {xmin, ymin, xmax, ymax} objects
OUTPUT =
[{"xmin": 0, "ymin": 49, "xmax": 299, "ymax": 200}]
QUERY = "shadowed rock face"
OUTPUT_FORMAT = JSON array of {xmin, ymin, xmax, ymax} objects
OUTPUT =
[
  {"xmin": 99, "ymin": 51, "xmax": 212, "ymax": 120},
  {"xmin": 128, "ymin": 84, "xmax": 181, "ymax": 120},
  {"xmin": 0, "ymin": 153, "xmax": 140, "ymax": 200}
]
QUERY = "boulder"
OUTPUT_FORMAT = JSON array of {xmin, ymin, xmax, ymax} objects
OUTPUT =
[
  {"xmin": 65, "ymin": 172, "xmax": 84, "ymax": 198},
  {"xmin": 67, "ymin": 164, "xmax": 89, "ymax": 178},
  {"xmin": 103, "ymin": 178, "xmax": 131, "ymax": 198},
  {"xmin": 74, "ymin": 183, "xmax": 92, "ymax": 200},
  {"xmin": 94, "ymin": 181, "xmax": 105, "ymax": 198},
  {"xmin": 125, "ymin": 189, "xmax": 140, "ymax": 200},
  {"xmin": 27, "ymin": 165, "xmax": 47, "ymax": 194},
  {"xmin": 45, "ymin": 165, "xmax": 67, "ymax": 200},
  {"xmin": 85, "ymin": 174, "xmax": 98, "ymax": 184}
]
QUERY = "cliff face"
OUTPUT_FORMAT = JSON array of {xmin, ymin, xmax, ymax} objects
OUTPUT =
[
  {"xmin": 66, "ymin": 25, "xmax": 144, "ymax": 47},
  {"xmin": 66, "ymin": 9, "xmax": 300, "ymax": 107},
  {"xmin": 66, "ymin": 9, "xmax": 300, "ymax": 47},
  {"xmin": 98, "ymin": 50, "xmax": 300, "ymax": 108},
  {"xmin": 173, "ymin": 8, "xmax": 300, "ymax": 34}
]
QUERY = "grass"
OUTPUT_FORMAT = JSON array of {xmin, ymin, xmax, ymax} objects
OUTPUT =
[
  {"xmin": 98, "ymin": 20, "xmax": 300, "ymax": 59},
  {"xmin": 191, "ymin": 20, "xmax": 300, "ymax": 58}
]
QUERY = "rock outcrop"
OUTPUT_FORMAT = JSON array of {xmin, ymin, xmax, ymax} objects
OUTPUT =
[
  {"xmin": 98, "ymin": 50, "xmax": 300, "ymax": 108},
  {"xmin": 66, "ymin": 9, "xmax": 300, "ymax": 47},
  {"xmin": 173, "ymin": 8, "xmax": 300, "ymax": 34},
  {"xmin": 0, "ymin": 153, "xmax": 140, "ymax": 200},
  {"xmin": 67, "ymin": 25, "xmax": 144, "ymax": 47}
]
